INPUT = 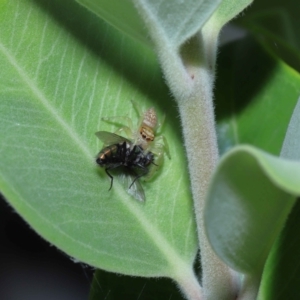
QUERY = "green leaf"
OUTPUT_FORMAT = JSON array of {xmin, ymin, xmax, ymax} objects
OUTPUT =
[
  {"xmin": 216, "ymin": 36, "xmax": 300, "ymax": 155},
  {"xmin": 203, "ymin": 0, "xmax": 253, "ymax": 32},
  {"xmin": 204, "ymin": 145, "xmax": 299, "ymax": 274},
  {"xmin": 201, "ymin": 0, "xmax": 253, "ymax": 69},
  {"xmin": 89, "ymin": 269, "xmax": 185, "ymax": 300},
  {"xmin": 133, "ymin": 0, "xmax": 222, "ymax": 49},
  {"xmin": 0, "ymin": 0, "xmax": 197, "ymax": 278},
  {"xmin": 75, "ymin": 0, "xmax": 150, "ymax": 46}
]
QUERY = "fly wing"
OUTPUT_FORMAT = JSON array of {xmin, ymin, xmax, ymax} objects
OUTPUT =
[
  {"xmin": 95, "ymin": 131, "xmax": 131, "ymax": 146},
  {"xmin": 118, "ymin": 171, "xmax": 145, "ymax": 202}
]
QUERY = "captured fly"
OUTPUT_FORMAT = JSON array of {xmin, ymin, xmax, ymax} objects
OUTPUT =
[{"xmin": 95, "ymin": 131, "xmax": 154, "ymax": 202}]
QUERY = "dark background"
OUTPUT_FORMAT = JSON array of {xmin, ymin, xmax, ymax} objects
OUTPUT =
[{"xmin": 0, "ymin": 194, "xmax": 94, "ymax": 300}]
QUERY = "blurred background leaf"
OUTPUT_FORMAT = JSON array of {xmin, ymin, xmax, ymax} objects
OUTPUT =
[
  {"xmin": 212, "ymin": 35, "xmax": 300, "ymax": 296},
  {"xmin": 236, "ymin": 0, "xmax": 300, "ymax": 72},
  {"xmin": 215, "ymin": 36, "xmax": 300, "ymax": 155},
  {"xmin": 89, "ymin": 269, "xmax": 185, "ymax": 300}
]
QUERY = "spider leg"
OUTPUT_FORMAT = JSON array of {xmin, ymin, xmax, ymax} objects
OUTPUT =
[
  {"xmin": 102, "ymin": 115, "xmax": 134, "ymax": 128},
  {"xmin": 102, "ymin": 116, "xmax": 134, "ymax": 139},
  {"xmin": 156, "ymin": 114, "xmax": 165, "ymax": 133},
  {"xmin": 130, "ymin": 100, "xmax": 143, "ymax": 118},
  {"xmin": 114, "ymin": 126, "xmax": 134, "ymax": 139}
]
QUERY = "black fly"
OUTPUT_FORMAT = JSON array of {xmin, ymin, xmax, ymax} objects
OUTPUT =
[{"xmin": 95, "ymin": 131, "xmax": 154, "ymax": 201}]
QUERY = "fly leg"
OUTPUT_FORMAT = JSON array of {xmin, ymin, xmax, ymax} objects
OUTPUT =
[
  {"xmin": 105, "ymin": 168, "xmax": 114, "ymax": 191},
  {"xmin": 129, "ymin": 167, "xmax": 149, "ymax": 189},
  {"xmin": 105, "ymin": 162, "xmax": 124, "ymax": 191}
]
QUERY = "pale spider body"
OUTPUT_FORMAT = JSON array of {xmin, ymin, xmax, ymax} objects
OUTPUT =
[
  {"xmin": 102, "ymin": 101, "xmax": 170, "ymax": 180},
  {"xmin": 135, "ymin": 107, "xmax": 157, "ymax": 148}
]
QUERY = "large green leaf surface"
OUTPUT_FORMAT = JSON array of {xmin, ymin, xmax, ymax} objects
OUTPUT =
[{"xmin": 0, "ymin": 0, "xmax": 197, "ymax": 277}]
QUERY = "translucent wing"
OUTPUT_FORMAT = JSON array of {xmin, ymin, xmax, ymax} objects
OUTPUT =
[
  {"xmin": 118, "ymin": 171, "xmax": 145, "ymax": 202},
  {"xmin": 95, "ymin": 131, "xmax": 131, "ymax": 146}
]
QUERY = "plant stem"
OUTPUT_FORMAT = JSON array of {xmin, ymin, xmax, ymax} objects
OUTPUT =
[
  {"xmin": 132, "ymin": 1, "xmax": 238, "ymax": 296},
  {"xmin": 167, "ymin": 36, "xmax": 237, "ymax": 300},
  {"xmin": 175, "ymin": 269, "xmax": 204, "ymax": 300},
  {"xmin": 237, "ymin": 274, "xmax": 261, "ymax": 300},
  {"xmin": 151, "ymin": 32, "xmax": 238, "ymax": 299},
  {"xmin": 177, "ymin": 63, "xmax": 237, "ymax": 300}
]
